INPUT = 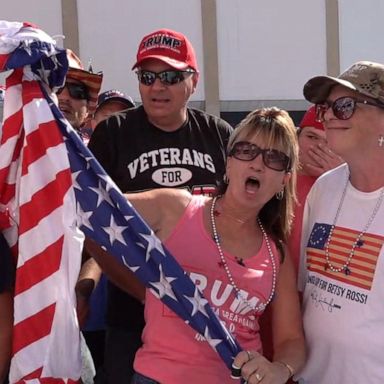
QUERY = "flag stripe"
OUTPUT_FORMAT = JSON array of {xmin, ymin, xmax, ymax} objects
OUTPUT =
[
  {"xmin": 13, "ymin": 304, "xmax": 55, "ymax": 353},
  {"xmin": 19, "ymin": 169, "xmax": 72, "ymax": 234},
  {"xmin": 15, "ymin": 236, "xmax": 63, "ymax": 295}
]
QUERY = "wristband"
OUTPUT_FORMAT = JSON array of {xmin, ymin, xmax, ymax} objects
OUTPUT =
[{"xmin": 274, "ymin": 360, "xmax": 295, "ymax": 378}]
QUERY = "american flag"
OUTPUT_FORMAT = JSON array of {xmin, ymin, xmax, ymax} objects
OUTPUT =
[
  {"xmin": 0, "ymin": 21, "xmax": 242, "ymax": 383},
  {"xmin": 307, "ymin": 222, "xmax": 384, "ymax": 290}
]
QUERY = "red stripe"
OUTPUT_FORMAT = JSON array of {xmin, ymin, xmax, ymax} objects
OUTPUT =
[
  {"xmin": 13, "ymin": 304, "xmax": 55, "ymax": 354},
  {"xmin": 15, "ymin": 236, "xmax": 64, "ymax": 295},
  {"xmin": 0, "ymin": 53, "xmax": 9, "ymax": 71},
  {"xmin": 22, "ymin": 81, "xmax": 44, "ymax": 106},
  {"xmin": 1, "ymin": 109, "xmax": 24, "ymax": 145},
  {"xmin": 16, "ymin": 368, "xmax": 80, "ymax": 383},
  {"xmin": 19, "ymin": 169, "xmax": 72, "ymax": 234},
  {"xmin": 5, "ymin": 68, "xmax": 23, "ymax": 87},
  {"xmin": 22, "ymin": 121, "xmax": 64, "ymax": 175}
]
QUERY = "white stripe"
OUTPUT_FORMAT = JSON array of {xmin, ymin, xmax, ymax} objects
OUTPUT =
[
  {"xmin": 23, "ymin": 96, "xmax": 56, "ymax": 135},
  {"xmin": 2, "ymin": 83, "xmax": 22, "ymax": 121},
  {"xmin": 19, "ymin": 142, "xmax": 69, "ymax": 205}
]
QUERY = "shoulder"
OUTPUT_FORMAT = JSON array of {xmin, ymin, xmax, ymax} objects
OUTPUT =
[
  {"xmin": 187, "ymin": 108, "xmax": 233, "ymax": 131},
  {"xmin": 310, "ymin": 163, "xmax": 348, "ymax": 195}
]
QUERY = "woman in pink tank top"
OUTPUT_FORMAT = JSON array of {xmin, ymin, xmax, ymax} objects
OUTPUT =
[{"xmin": 87, "ymin": 108, "xmax": 306, "ymax": 384}]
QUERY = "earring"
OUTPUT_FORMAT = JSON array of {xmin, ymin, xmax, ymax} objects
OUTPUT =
[
  {"xmin": 378, "ymin": 135, "xmax": 384, "ymax": 147},
  {"xmin": 223, "ymin": 174, "xmax": 229, "ymax": 184},
  {"xmin": 275, "ymin": 188, "xmax": 284, "ymax": 200}
]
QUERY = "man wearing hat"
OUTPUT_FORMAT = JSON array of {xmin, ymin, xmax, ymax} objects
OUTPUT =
[
  {"xmin": 87, "ymin": 28, "xmax": 232, "ymax": 383},
  {"xmin": 57, "ymin": 50, "xmax": 102, "ymax": 142},
  {"xmin": 297, "ymin": 61, "xmax": 384, "ymax": 383},
  {"xmin": 92, "ymin": 89, "xmax": 135, "ymax": 128}
]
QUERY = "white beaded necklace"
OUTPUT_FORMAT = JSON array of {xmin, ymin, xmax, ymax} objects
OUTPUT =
[
  {"xmin": 210, "ymin": 196, "xmax": 277, "ymax": 313},
  {"xmin": 324, "ymin": 173, "xmax": 384, "ymax": 275}
]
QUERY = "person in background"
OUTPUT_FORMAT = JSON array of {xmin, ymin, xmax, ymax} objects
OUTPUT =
[
  {"xmin": 0, "ymin": 234, "xmax": 15, "ymax": 384},
  {"xmin": 57, "ymin": 49, "xmax": 103, "ymax": 144},
  {"xmin": 56, "ymin": 49, "xmax": 103, "ymax": 383},
  {"xmin": 86, "ymin": 107, "xmax": 305, "ymax": 384},
  {"xmin": 81, "ymin": 89, "xmax": 135, "ymax": 377},
  {"xmin": 91, "ymin": 89, "xmax": 135, "ymax": 129},
  {"xmin": 297, "ymin": 61, "xmax": 384, "ymax": 383},
  {"xmin": 289, "ymin": 105, "xmax": 343, "ymax": 274},
  {"xmin": 84, "ymin": 28, "xmax": 233, "ymax": 383}
]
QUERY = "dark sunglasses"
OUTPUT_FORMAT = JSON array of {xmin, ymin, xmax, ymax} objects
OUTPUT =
[
  {"xmin": 57, "ymin": 82, "xmax": 89, "ymax": 100},
  {"xmin": 316, "ymin": 96, "xmax": 384, "ymax": 121},
  {"xmin": 136, "ymin": 69, "xmax": 195, "ymax": 86},
  {"xmin": 229, "ymin": 141, "xmax": 290, "ymax": 172}
]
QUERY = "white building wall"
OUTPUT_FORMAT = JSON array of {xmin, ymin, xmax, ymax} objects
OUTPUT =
[{"xmin": 1, "ymin": 0, "xmax": 384, "ymax": 113}]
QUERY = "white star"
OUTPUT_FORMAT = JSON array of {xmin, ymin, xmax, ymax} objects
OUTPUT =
[
  {"xmin": 203, "ymin": 327, "xmax": 222, "ymax": 349},
  {"xmin": 102, "ymin": 215, "xmax": 128, "ymax": 245},
  {"xmin": 140, "ymin": 231, "xmax": 166, "ymax": 261},
  {"xmin": 78, "ymin": 206, "xmax": 93, "ymax": 231},
  {"xmin": 184, "ymin": 287, "xmax": 209, "ymax": 317},
  {"xmin": 149, "ymin": 264, "xmax": 177, "ymax": 300},
  {"xmin": 89, "ymin": 182, "xmax": 114, "ymax": 208},
  {"xmin": 72, "ymin": 170, "xmax": 83, "ymax": 191},
  {"xmin": 122, "ymin": 256, "xmax": 140, "ymax": 272}
]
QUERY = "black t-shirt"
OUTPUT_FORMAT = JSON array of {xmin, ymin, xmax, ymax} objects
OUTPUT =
[
  {"xmin": 88, "ymin": 106, "xmax": 233, "ymax": 329},
  {"xmin": 0, "ymin": 233, "xmax": 15, "ymax": 293}
]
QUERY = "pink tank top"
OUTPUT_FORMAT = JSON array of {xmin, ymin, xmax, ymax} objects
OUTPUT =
[{"xmin": 134, "ymin": 196, "xmax": 280, "ymax": 383}]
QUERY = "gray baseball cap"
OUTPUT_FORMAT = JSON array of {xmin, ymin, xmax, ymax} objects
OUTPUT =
[{"xmin": 303, "ymin": 61, "xmax": 384, "ymax": 104}]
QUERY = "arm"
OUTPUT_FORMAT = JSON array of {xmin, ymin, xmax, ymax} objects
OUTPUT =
[
  {"xmin": 0, "ymin": 291, "xmax": 13, "ymax": 383},
  {"xmin": 83, "ymin": 188, "xmax": 192, "ymax": 303},
  {"xmin": 233, "ymin": 249, "xmax": 305, "ymax": 383}
]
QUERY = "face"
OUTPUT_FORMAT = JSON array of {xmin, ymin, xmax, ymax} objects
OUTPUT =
[
  {"xmin": 92, "ymin": 101, "xmax": 129, "ymax": 129},
  {"xmin": 137, "ymin": 59, "xmax": 198, "ymax": 131},
  {"xmin": 321, "ymin": 85, "xmax": 384, "ymax": 160},
  {"xmin": 57, "ymin": 78, "xmax": 89, "ymax": 130},
  {"xmin": 226, "ymin": 134, "xmax": 291, "ymax": 208},
  {"xmin": 298, "ymin": 126, "xmax": 327, "ymax": 175}
]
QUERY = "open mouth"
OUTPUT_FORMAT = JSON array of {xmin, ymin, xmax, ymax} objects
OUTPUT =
[
  {"xmin": 245, "ymin": 177, "xmax": 260, "ymax": 194},
  {"xmin": 151, "ymin": 97, "xmax": 169, "ymax": 103}
]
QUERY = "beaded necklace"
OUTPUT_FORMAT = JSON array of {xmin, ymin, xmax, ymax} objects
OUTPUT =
[
  {"xmin": 210, "ymin": 196, "xmax": 277, "ymax": 313},
  {"xmin": 324, "ymin": 173, "xmax": 384, "ymax": 275}
]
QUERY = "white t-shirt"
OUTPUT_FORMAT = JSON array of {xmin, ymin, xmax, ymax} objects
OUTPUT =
[{"xmin": 297, "ymin": 164, "xmax": 384, "ymax": 384}]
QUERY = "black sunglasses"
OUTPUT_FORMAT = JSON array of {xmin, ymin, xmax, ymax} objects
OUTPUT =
[
  {"xmin": 57, "ymin": 82, "xmax": 89, "ymax": 100},
  {"xmin": 316, "ymin": 96, "xmax": 384, "ymax": 121},
  {"xmin": 136, "ymin": 69, "xmax": 195, "ymax": 86},
  {"xmin": 229, "ymin": 141, "xmax": 290, "ymax": 172}
]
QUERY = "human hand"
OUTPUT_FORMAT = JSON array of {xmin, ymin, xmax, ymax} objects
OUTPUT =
[
  {"xmin": 306, "ymin": 143, "xmax": 344, "ymax": 177},
  {"xmin": 232, "ymin": 350, "xmax": 292, "ymax": 383}
]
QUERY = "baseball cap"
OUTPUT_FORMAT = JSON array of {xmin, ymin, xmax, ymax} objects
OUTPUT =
[
  {"xmin": 132, "ymin": 28, "xmax": 198, "ymax": 72},
  {"xmin": 65, "ymin": 49, "xmax": 103, "ymax": 113},
  {"xmin": 303, "ymin": 61, "xmax": 384, "ymax": 104},
  {"xmin": 299, "ymin": 105, "xmax": 324, "ymax": 131},
  {"xmin": 96, "ymin": 90, "xmax": 135, "ymax": 112}
]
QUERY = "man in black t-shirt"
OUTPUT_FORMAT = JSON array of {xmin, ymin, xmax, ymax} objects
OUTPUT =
[{"xmin": 85, "ymin": 28, "xmax": 232, "ymax": 384}]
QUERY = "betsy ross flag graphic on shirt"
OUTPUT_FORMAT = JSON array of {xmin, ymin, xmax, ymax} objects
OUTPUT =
[
  {"xmin": 0, "ymin": 21, "xmax": 242, "ymax": 383},
  {"xmin": 306, "ymin": 222, "xmax": 384, "ymax": 290}
]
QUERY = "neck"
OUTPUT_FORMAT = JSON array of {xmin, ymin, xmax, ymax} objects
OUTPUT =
[
  {"xmin": 214, "ymin": 195, "xmax": 258, "ymax": 227},
  {"xmin": 347, "ymin": 164, "xmax": 384, "ymax": 192},
  {"xmin": 147, "ymin": 109, "xmax": 187, "ymax": 132}
]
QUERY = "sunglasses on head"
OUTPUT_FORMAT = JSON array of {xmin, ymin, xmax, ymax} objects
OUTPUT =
[
  {"xmin": 136, "ymin": 69, "xmax": 195, "ymax": 86},
  {"xmin": 57, "ymin": 82, "xmax": 89, "ymax": 100},
  {"xmin": 229, "ymin": 141, "xmax": 290, "ymax": 172},
  {"xmin": 315, "ymin": 96, "xmax": 384, "ymax": 122}
]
